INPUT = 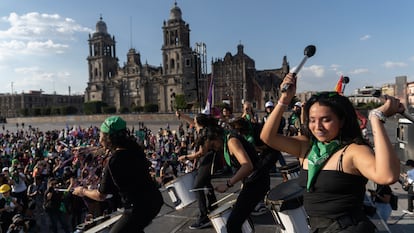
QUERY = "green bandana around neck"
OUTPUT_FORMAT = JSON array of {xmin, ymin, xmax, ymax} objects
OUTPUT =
[
  {"xmin": 223, "ymin": 134, "xmax": 231, "ymax": 166},
  {"xmin": 307, "ymin": 139, "xmax": 342, "ymax": 191}
]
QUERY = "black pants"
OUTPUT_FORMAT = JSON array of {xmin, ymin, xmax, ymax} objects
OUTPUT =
[
  {"xmin": 309, "ymin": 213, "xmax": 376, "ymax": 233},
  {"xmin": 226, "ymin": 172, "xmax": 270, "ymax": 233},
  {"xmin": 110, "ymin": 191, "xmax": 163, "ymax": 233},
  {"xmin": 193, "ymin": 151, "xmax": 217, "ymax": 220}
]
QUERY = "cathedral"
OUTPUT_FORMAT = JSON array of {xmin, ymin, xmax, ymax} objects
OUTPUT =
[{"xmin": 84, "ymin": 2, "xmax": 288, "ymax": 113}]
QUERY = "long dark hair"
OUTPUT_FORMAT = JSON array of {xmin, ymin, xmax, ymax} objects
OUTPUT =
[
  {"xmin": 301, "ymin": 92, "xmax": 367, "ymax": 146},
  {"xmin": 103, "ymin": 129, "xmax": 144, "ymax": 153}
]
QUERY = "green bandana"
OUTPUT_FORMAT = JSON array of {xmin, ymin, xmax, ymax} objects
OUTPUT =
[
  {"xmin": 307, "ymin": 139, "xmax": 342, "ymax": 191},
  {"xmin": 223, "ymin": 134, "xmax": 231, "ymax": 166}
]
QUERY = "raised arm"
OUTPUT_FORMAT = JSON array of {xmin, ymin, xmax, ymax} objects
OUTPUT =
[{"xmin": 260, "ymin": 73, "xmax": 309, "ymax": 157}]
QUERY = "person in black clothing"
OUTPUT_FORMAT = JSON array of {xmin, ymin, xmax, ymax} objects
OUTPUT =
[
  {"xmin": 176, "ymin": 112, "xmax": 218, "ymax": 229},
  {"xmin": 369, "ymin": 184, "xmax": 392, "ymax": 221},
  {"xmin": 261, "ymin": 73, "xmax": 403, "ymax": 233},
  {"xmin": 43, "ymin": 177, "xmax": 71, "ymax": 233},
  {"xmin": 212, "ymin": 117, "xmax": 270, "ymax": 233},
  {"xmin": 73, "ymin": 116, "xmax": 163, "ymax": 233}
]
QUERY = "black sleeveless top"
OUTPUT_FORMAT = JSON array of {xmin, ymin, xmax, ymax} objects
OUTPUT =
[
  {"xmin": 297, "ymin": 145, "xmax": 367, "ymax": 219},
  {"xmin": 226, "ymin": 133, "xmax": 260, "ymax": 171}
]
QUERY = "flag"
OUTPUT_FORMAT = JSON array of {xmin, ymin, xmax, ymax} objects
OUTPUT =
[
  {"xmin": 335, "ymin": 75, "xmax": 344, "ymax": 94},
  {"xmin": 201, "ymin": 74, "xmax": 214, "ymax": 114}
]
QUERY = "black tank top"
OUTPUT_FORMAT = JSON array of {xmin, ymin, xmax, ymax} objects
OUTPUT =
[
  {"xmin": 226, "ymin": 133, "xmax": 259, "ymax": 170},
  {"xmin": 297, "ymin": 145, "xmax": 367, "ymax": 219}
]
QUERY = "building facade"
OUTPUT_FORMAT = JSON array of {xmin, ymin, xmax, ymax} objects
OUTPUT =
[
  {"xmin": 212, "ymin": 45, "xmax": 288, "ymax": 112},
  {"xmin": 84, "ymin": 3, "xmax": 285, "ymax": 113},
  {"xmin": 0, "ymin": 91, "xmax": 84, "ymax": 118},
  {"xmin": 84, "ymin": 3, "xmax": 200, "ymax": 113}
]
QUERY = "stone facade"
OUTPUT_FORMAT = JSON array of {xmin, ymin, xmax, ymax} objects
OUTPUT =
[
  {"xmin": 0, "ymin": 91, "xmax": 84, "ymax": 118},
  {"xmin": 84, "ymin": 2, "xmax": 286, "ymax": 113}
]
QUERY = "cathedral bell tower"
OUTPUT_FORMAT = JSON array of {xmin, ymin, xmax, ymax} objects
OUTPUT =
[
  {"xmin": 161, "ymin": 2, "xmax": 198, "ymax": 111},
  {"xmin": 85, "ymin": 16, "xmax": 119, "ymax": 105}
]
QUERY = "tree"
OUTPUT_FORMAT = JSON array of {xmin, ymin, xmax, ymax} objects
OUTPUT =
[{"xmin": 174, "ymin": 94, "xmax": 187, "ymax": 110}]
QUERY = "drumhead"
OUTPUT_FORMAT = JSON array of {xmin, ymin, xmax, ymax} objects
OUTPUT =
[
  {"xmin": 267, "ymin": 179, "xmax": 304, "ymax": 202},
  {"xmin": 164, "ymin": 171, "xmax": 195, "ymax": 187},
  {"xmin": 208, "ymin": 199, "xmax": 236, "ymax": 218}
]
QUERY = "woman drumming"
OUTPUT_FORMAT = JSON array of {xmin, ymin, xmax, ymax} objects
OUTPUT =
[
  {"xmin": 260, "ymin": 73, "xmax": 402, "ymax": 233},
  {"xmin": 212, "ymin": 118, "xmax": 270, "ymax": 233},
  {"xmin": 73, "ymin": 116, "xmax": 163, "ymax": 233}
]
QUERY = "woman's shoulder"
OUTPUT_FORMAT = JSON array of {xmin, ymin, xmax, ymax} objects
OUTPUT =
[{"xmin": 344, "ymin": 143, "xmax": 372, "ymax": 154}]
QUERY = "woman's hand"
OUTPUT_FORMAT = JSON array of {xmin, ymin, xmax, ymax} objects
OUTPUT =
[
  {"xmin": 72, "ymin": 186, "xmax": 85, "ymax": 197},
  {"xmin": 215, "ymin": 183, "xmax": 228, "ymax": 193},
  {"xmin": 280, "ymin": 73, "xmax": 297, "ymax": 103},
  {"xmin": 376, "ymin": 95, "xmax": 405, "ymax": 117}
]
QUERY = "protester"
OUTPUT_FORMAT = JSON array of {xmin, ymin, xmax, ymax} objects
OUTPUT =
[
  {"xmin": 214, "ymin": 117, "xmax": 270, "ymax": 233},
  {"xmin": 218, "ymin": 104, "xmax": 235, "ymax": 130},
  {"xmin": 260, "ymin": 73, "xmax": 402, "ymax": 233},
  {"xmin": 0, "ymin": 184, "xmax": 21, "ymax": 232},
  {"xmin": 403, "ymin": 159, "xmax": 414, "ymax": 214},
  {"xmin": 370, "ymin": 183, "xmax": 393, "ymax": 222},
  {"xmin": 43, "ymin": 177, "xmax": 71, "ymax": 233},
  {"xmin": 286, "ymin": 101, "xmax": 302, "ymax": 136},
  {"xmin": 176, "ymin": 112, "xmax": 218, "ymax": 229},
  {"xmin": 72, "ymin": 116, "xmax": 163, "ymax": 233}
]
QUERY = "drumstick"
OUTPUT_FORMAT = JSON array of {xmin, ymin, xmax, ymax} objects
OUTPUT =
[
  {"xmin": 55, "ymin": 188, "xmax": 73, "ymax": 192},
  {"xmin": 189, "ymin": 188, "xmax": 212, "ymax": 192},
  {"xmin": 210, "ymin": 190, "xmax": 240, "ymax": 207}
]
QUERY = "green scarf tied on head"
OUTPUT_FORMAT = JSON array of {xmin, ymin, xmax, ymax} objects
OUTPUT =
[{"xmin": 307, "ymin": 139, "xmax": 342, "ymax": 191}]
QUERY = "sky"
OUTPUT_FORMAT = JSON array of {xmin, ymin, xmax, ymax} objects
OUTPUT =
[{"xmin": 1, "ymin": 0, "xmax": 414, "ymax": 96}]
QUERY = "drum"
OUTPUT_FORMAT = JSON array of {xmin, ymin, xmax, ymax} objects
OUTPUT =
[
  {"xmin": 74, "ymin": 211, "xmax": 122, "ymax": 233},
  {"xmin": 280, "ymin": 161, "xmax": 301, "ymax": 180},
  {"xmin": 165, "ymin": 171, "xmax": 197, "ymax": 210},
  {"xmin": 265, "ymin": 179, "xmax": 309, "ymax": 233},
  {"xmin": 208, "ymin": 200, "xmax": 254, "ymax": 233}
]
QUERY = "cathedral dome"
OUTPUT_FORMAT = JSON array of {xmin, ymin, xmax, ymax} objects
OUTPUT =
[
  {"xmin": 169, "ymin": 2, "xmax": 182, "ymax": 21},
  {"xmin": 96, "ymin": 16, "xmax": 108, "ymax": 34}
]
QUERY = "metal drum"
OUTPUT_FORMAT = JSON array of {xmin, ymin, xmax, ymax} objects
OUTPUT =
[
  {"xmin": 164, "ymin": 171, "xmax": 197, "ymax": 210},
  {"xmin": 208, "ymin": 199, "xmax": 254, "ymax": 233},
  {"xmin": 74, "ymin": 211, "xmax": 122, "ymax": 233},
  {"xmin": 280, "ymin": 161, "xmax": 301, "ymax": 180},
  {"xmin": 265, "ymin": 179, "xmax": 309, "ymax": 233}
]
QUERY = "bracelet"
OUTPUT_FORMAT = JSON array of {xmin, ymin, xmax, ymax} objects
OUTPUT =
[
  {"xmin": 277, "ymin": 101, "xmax": 288, "ymax": 107},
  {"xmin": 226, "ymin": 179, "xmax": 234, "ymax": 188},
  {"xmin": 369, "ymin": 109, "xmax": 386, "ymax": 123},
  {"xmin": 185, "ymin": 155, "xmax": 188, "ymax": 160}
]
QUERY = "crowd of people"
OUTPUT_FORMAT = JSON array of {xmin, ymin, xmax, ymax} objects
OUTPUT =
[
  {"xmin": 0, "ymin": 118, "xmax": 201, "ymax": 232},
  {"xmin": 0, "ymin": 72, "xmax": 411, "ymax": 233}
]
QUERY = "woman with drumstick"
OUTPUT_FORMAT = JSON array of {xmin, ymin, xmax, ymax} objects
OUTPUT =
[
  {"xmin": 212, "ymin": 117, "xmax": 271, "ymax": 233},
  {"xmin": 260, "ymin": 73, "xmax": 402, "ymax": 233},
  {"xmin": 175, "ymin": 111, "xmax": 219, "ymax": 229},
  {"xmin": 72, "ymin": 116, "xmax": 163, "ymax": 233}
]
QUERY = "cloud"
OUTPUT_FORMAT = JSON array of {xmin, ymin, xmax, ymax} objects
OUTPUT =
[
  {"xmin": 329, "ymin": 64, "xmax": 341, "ymax": 71},
  {"xmin": 383, "ymin": 61, "xmax": 407, "ymax": 68},
  {"xmin": 305, "ymin": 65, "xmax": 325, "ymax": 77},
  {"xmin": 12, "ymin": 66, "xmax": 71, "ymax": 92},
  {"xmin": 360, "ymin": 34, "xmax": 371, "ymax": 41},
  {"xmin": 0, "ymin": 12, "xmax": 92, "ymax": 40},
  {"xmin": 0, "ymin": 12, "xmax": 92, "ymax": 59},
  {"xmin": 349, "ymin": 68, "xmax": 369, "ymax": 75}
]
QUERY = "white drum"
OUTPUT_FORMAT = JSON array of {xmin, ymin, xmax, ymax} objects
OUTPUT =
[
  {"xmin": 75, "ymin": 211, "xmax": 122, "ymax": 233},
  {"xmin": 165, "ymin": 171, "xmax": 197, "ymax": 210},
  {"xmin": 265, "ymin": 179, "xmax": 309, "ymax": 233},
  {"xmin": 280, "ymin": 161, "xmax": 301, "ymax": 180},
  {"xmin": 208, "ymin": 200, "xmax": 254, "ymax": 233}
]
